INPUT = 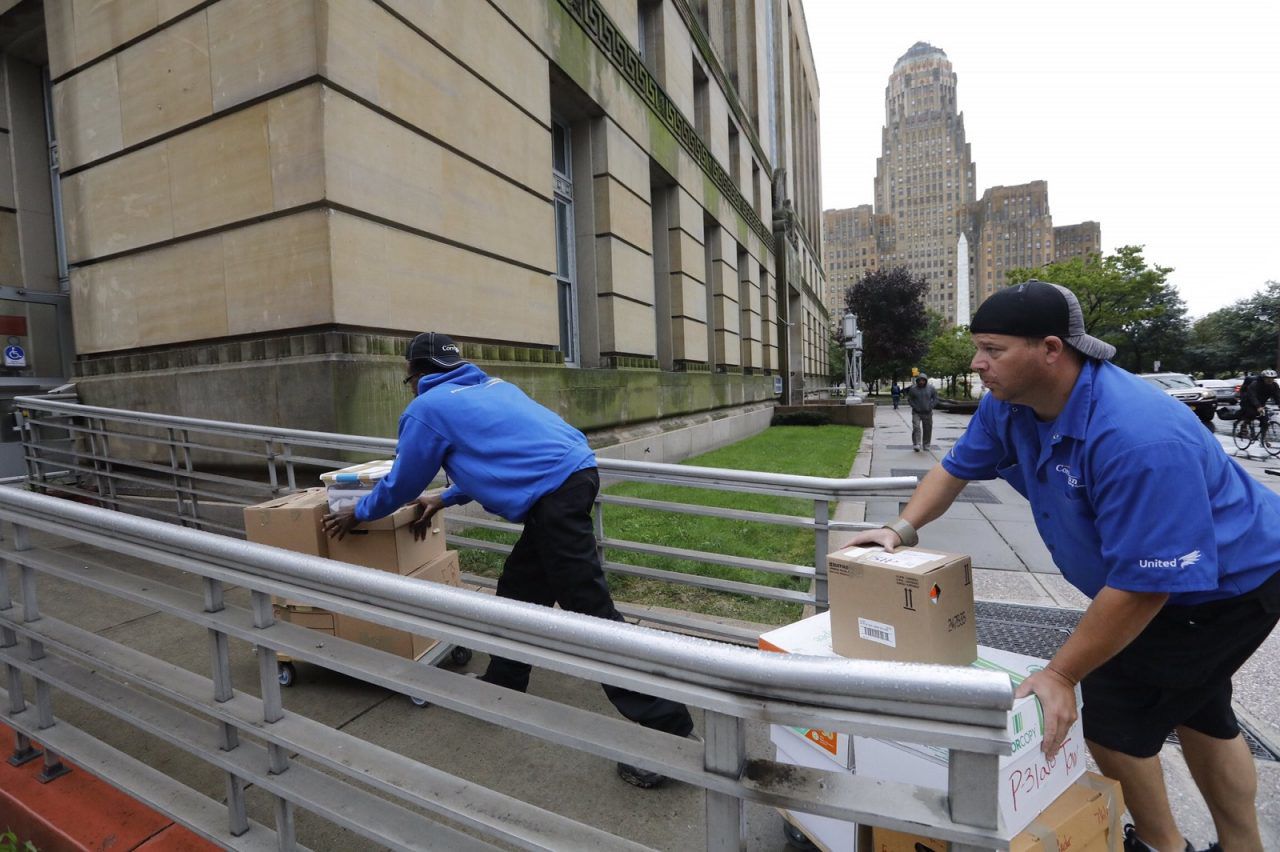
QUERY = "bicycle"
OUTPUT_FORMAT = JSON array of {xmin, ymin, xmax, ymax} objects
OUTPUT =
[{"xmin": 1232, "ymin": 408, "xmax": 1280, "ymax": 457}]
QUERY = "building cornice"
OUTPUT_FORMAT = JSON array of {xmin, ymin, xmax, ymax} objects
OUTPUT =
[{"xmin": 556, "ymin": 0, "xmax": 774, "ymax": 247}]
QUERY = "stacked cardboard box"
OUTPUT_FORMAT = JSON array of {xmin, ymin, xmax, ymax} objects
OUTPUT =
[
  {"xmin": 872, "ymin": 772, "xmax": 1124, "ymax": 852},
  {"xmin": 243, "ymin": 486, "xmax": 457, "ymax": 662},
  {"xmin": 761, "ymin": 544, "xmax": 1098, "ymax": 848}
]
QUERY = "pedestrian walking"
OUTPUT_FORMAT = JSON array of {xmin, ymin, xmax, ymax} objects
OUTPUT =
[
  {"xmin": 323, "ymin": 332, "xmax": 695, "ymax": 789},
  {"xmin": 905, "ymin": 373, "xmax": 938, "ymax": 451},
  {"xmin": 890, "ymin": 380, "xmax": 902, "ymax": 410},
  {"xmin": 848, "ymin": 280, "xmax": 1279, "ymax": 852}
]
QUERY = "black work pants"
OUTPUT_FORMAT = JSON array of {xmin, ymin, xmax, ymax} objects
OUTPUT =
[{"xmin": 482, "ymin": 468, "xmax": 695, "ymax": 736}]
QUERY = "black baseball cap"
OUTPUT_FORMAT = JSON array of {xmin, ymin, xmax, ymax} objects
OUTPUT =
[
  {"xmin": 406, "ymin": 332, "xmax": 465, "ymax": 370},
  {"xmin": 970, "ymin": 280, "xmax": 1116, "ymax": 361}
]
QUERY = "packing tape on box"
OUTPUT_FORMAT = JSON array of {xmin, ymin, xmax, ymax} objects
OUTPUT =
[
  {"xmin": 1020, "ymin": 773, "xmax": 1120, "ymax": 852},
  {"xmin": 1079, "ymin": 773, "xmax": 1121, "ymax": 846}
]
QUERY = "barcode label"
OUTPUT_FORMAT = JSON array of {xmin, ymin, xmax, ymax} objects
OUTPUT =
[{"xmin": 858, "ymin": 617, "xmax": 896, "ymax": 647}]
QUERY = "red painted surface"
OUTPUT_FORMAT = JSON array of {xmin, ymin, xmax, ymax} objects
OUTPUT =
[{"xmin": 0, "ymin": 725, "xmax": 219, "ymax": 851}]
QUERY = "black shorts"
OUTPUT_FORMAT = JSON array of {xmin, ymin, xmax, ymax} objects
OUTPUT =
[{"xmin": 1082, "ymin": 571, "xmax": 1280, "ymax": 758}]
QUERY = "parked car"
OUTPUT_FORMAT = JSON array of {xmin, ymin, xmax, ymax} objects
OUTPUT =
[
  {"xmin": 1195, "ymin": 377, "xmax": 1245, "ymax": 404},
  {"xmin": 1138, "ymin": 372, "xmax": 1216, "ymax": 428}
]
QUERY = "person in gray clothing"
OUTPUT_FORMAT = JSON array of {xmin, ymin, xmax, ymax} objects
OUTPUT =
[{"xmin": 906, "ymin": 373, "xmax": 939, "ymax": 451}]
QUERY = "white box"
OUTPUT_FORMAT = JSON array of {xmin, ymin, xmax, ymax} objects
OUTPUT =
[
  {"xmin": 853, "ymin": 646, "xmax": 1086, "ymax": 837},
  {"xmin": 759, "ymin": 612, "xmax": 854, "ymax": 768},
  {"xmin": 772, "ymin": 728, "xmax": 864, "ymax": 852}
]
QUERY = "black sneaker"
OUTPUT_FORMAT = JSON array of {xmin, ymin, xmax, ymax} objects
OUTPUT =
[
  {"xmin": 1122, "ymin": 824, "xmax": 1196, "ymax": 852},
  {"xmin": 616, "ymin": 762, "xmax": 666, "ymax": 788},
  {"xmin": 616, "ymin": 732, "xmax": 701, "ymax": 789}
]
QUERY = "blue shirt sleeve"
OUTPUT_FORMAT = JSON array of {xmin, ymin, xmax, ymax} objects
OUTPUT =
[
  {"xmin": 941, "ymin": 396, "xmax": 1005, "ymax": 481},
  {"xmin": 353, "ymin": 413, "xmax": 451, "ymax": 522},
  {"xmin": 1091, "ymin": 441, "xmax": 1218, "ymax": 593}
]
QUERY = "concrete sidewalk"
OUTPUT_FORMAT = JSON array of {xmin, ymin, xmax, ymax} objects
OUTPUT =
[{"xmin": 854, "ymin": 402, "xmax": 1280, "ymax": 850}]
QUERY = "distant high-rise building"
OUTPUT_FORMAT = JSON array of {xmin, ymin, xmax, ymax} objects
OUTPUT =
[
  {"xmin": 820, "ymin": 205, "xmax": 885, "ymax": 314},
  {"xmin": 873, "ymin": 42, "xmax": 975, "ymax": 318},
  {"xmin": 1053, "ymin": 222, "xmax": 1103, "ymax": 263},
  {"xmin": 823, "ymin": 43, "xmax": 1103, "ymax": 326}
]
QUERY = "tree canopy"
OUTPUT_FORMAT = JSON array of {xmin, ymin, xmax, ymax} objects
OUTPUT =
[
  {"xmin": 1188, "ymin": 281, "xmax": 1280, "ymax": 377},
  {"xmin": 922, "ymin": 320, "xmax": 976, "ymax": 396},
  {"xmin": 1008, "ymin": 246, "xmax": 1188, "ymax": 373},
  {"xmin": 844, "ymin": 266, "xmax": 929, "ymax": 383}
]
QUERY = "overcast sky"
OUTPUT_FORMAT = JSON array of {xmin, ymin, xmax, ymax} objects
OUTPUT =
[{"xmin": 802, "ymin": 0, "xmax": 1279, "ymax": 318}]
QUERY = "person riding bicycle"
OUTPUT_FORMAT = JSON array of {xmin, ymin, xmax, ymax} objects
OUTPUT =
[{"xmin": 1239, "ymin": 369, "xmax": 1280, "ymax": 432}]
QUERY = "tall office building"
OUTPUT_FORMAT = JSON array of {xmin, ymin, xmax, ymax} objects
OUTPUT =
[
  {"xmin": 824, "ymin": 42, "xmax": 1102, "ymax": 326},
  {"xmin": 872, "ymin": 42, "xmax": 975, "ymax": 317}
]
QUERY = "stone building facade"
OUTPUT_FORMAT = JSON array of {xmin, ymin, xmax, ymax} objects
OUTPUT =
[
  {"xmin": 1053, "ymin": 221, "xmax": 1102, "ymax": 264},
  {"xmin": 0, "ymin": 0, "xmax": 828, "ymax": 449}
]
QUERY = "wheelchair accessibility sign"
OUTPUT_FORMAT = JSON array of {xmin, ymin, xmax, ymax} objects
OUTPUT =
[{"xmin": 4, "ymin": 344, "xmax": 26, "ymax": 367}]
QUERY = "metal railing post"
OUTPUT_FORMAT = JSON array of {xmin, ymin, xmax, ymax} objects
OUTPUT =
[
  {"xmin": 948, "ymin": 749, "xmax": 1001, "ymax": 849},
  {"xmin": 15, "ymin": 524, "xmax": 70, "ymax": 782},
  {"xmin": 813, "ymin": 498, "xmax": 830, "ymax": 612},
  {"xmin": 702, "ymin": 710, "xmax": 747, "ymax": 849},
  {"xmin": 203, "ymin": 578, "xmax": 250, "ymax": 837},
  {"xmin": 252, "ymin": 590, "xmax": 295, "ymax": 850},
  {"xmin": 166, "ymin": 427, "xmax": 188, "ymax": 526},
  {"xmin": 1, "ymin": 534, "xmax": 42, "ymax": 768},
  {"xmin": 264, "ymin": 440, "xmax": 280, "ymax": 496},
  {"xmin": 593, "ymin": 489, "xmax": 606, "ymax": 568},
  {"xmin": 93, "ymin": 418, "xmax": 121, "ymax": 511},
  {"xmin": 15, "ymin": 408, "xmax": 41, "ymax": 492},
  {"xmin": 179, "ymin": 429, "xmax": 203, "ymax": 530},
  {"xmin": 282, "ymin": 442, "xmax": 298, "ymax": 492}
]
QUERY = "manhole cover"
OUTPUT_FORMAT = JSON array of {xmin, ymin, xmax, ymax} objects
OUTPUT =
[
  {"xmin": 892, "ymin": 468, "xmax": 999, "ymax": 504},
  {"xmin": 975, "ymin": 603, "xmax": 1278, "ymax": 761}
]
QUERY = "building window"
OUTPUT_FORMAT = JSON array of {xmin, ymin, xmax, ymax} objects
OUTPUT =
[{"xmin": 551, "ymin": 119, "xmax": 579, "ymax": 365}]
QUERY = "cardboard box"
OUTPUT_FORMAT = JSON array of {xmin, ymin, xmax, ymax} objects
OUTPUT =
[
  {"xmin": 243, "ymin": 488, "xmax": 330, "ymax": 557},
  {"xmin": 244, "ymin": 488, "xmax": 331, "ymax": 606},
  {"xmin": 853, "ymin": 646, "xmax": 1086, "ymax": 837},
  {"xmin": 1010, "ymin": 772, "xmax": 1123, "ymax": 852},
  {"xmin": 760, "ymin": 612, "xmax": 854, "ymax": 768},
  {"xmin": 826, "ymin": 545, "xmax": 976, "ymax": 665},
  {"xmin": 871, "ymin": 826, "xmax": 948, "ymax": 852},
  {"xmin": 871, "ymin": 772, "xmax": 1124, "ymax": 852},
  {"xmin": 328, "ymin": 501, "xmax": 446, "ymax": 574},
  {"xmin": 274, "ymin": 551, "xmax": 461, "ymax": 660},
  {"xmin": 772, "ymin": 727, "xmax": 870, "ymax": 852}
]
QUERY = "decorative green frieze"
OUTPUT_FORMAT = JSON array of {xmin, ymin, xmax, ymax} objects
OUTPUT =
[{"xmin": 556, "ymin": 0, "xmax": 773, "ymax": 247}]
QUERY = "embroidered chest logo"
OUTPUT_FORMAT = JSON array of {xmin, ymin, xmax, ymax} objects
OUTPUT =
[{"xmin": 1054, "ymin": 464, "xmax": 1084, "ymax": 488}]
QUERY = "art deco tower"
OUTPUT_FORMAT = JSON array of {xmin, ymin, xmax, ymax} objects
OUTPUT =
[{"xmin": 872, "ymin": 42, "xmax": 975, "ymax": 317}]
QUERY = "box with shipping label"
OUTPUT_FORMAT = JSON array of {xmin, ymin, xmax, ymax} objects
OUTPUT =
[
  {"xmin": 826, "ymin": 545, "xmax": 976, "ymax": 665},
  {"xmin": 759, "ymin": 612, "xmax": 853, "ymax": 768},
  {"xmin": 328, "ymin": 501, "xmax": 446, "ymax": 574},
  {"xmin": 771, "ymin": 727, "xmax": 870, "ymax": 852},
  {"xmin": 870, "ymin": 771, "xmax": 1123, "ymax": 852},
  {"xmin": 853, "ymin": 646, "xmax": 1087, "ymax": 837}
]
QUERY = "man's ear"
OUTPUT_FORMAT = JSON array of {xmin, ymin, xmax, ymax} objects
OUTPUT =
[{"xmin": 1042, "ymin": 335, "xmax": 1067, "ymax": 363}]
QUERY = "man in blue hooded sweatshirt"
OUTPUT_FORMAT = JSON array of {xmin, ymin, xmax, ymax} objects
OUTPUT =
[{"xmin": 323, "ymin": 332, "xmax": 694, "ymax": 788}]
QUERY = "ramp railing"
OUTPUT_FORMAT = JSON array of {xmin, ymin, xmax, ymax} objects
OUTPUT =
[
  {"xmin": 13, "ymin": 395, "xmax": 916, "ymax": 642},
  {"xmin": 0, "ymin": 486, "xmax": 1016, "ymax": 850}
]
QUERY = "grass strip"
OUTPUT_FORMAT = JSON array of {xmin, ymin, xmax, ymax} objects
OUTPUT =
[{"xmin": 455, "ymin": 424, "xmax": 862, "ymax": 626}]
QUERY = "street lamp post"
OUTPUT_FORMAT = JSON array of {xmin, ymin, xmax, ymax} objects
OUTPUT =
[{"xmin": 842, "ymin": 312, "xmax": 864, "ymax": 404}]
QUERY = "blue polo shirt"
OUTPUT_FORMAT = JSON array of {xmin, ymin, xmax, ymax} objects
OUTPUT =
[{"xmin": 942, "ymin": 360, "xmax": 1280, "ymax": 604}]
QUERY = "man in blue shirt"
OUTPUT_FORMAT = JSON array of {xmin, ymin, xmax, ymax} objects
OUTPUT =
[
  {"xmin": 849, "ymin": 282, "xmax": 1279, "ymax": 852},
  {"xmin": 324, "ymin": 332, "xmax": 694, "ymax": 788}
]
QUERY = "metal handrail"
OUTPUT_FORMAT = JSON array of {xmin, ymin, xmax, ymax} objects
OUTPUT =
[
  {"xmin": 13, "ymin": 395, "xmax": 918, "ymax": 637},
  {"xmin": 0, "ymin": 486, "xmax": 1015, "ymax": 849}
]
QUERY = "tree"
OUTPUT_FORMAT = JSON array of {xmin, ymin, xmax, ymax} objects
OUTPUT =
[
  {"xmin": 1188, "ymin": 281, "xmax": 1280, "ymax": 376},
  {"xmin": 844, "ymin": 267, "xmax": 929, "ymax": 384},
  {"xmin": 922, "ymin": 324, "xmax": 976, "ymax": 397},
  {"xmin": 1008, "ymin": 246, "xmax": 1188, "ymax": 373}
]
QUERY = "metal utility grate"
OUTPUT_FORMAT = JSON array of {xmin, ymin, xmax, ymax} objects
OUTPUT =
[
  {"xmin": 891, "ymin": 469, "xmax": 999, "ymax": 504},
  {"xmin": 975, "ymin": 602, "xmax": 1279, "ymax": 762}
]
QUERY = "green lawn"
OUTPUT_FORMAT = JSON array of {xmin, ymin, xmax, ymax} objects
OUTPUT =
[{"xmin": 456, "ymin": 424, "xmax": 862, "ymax": 625}]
